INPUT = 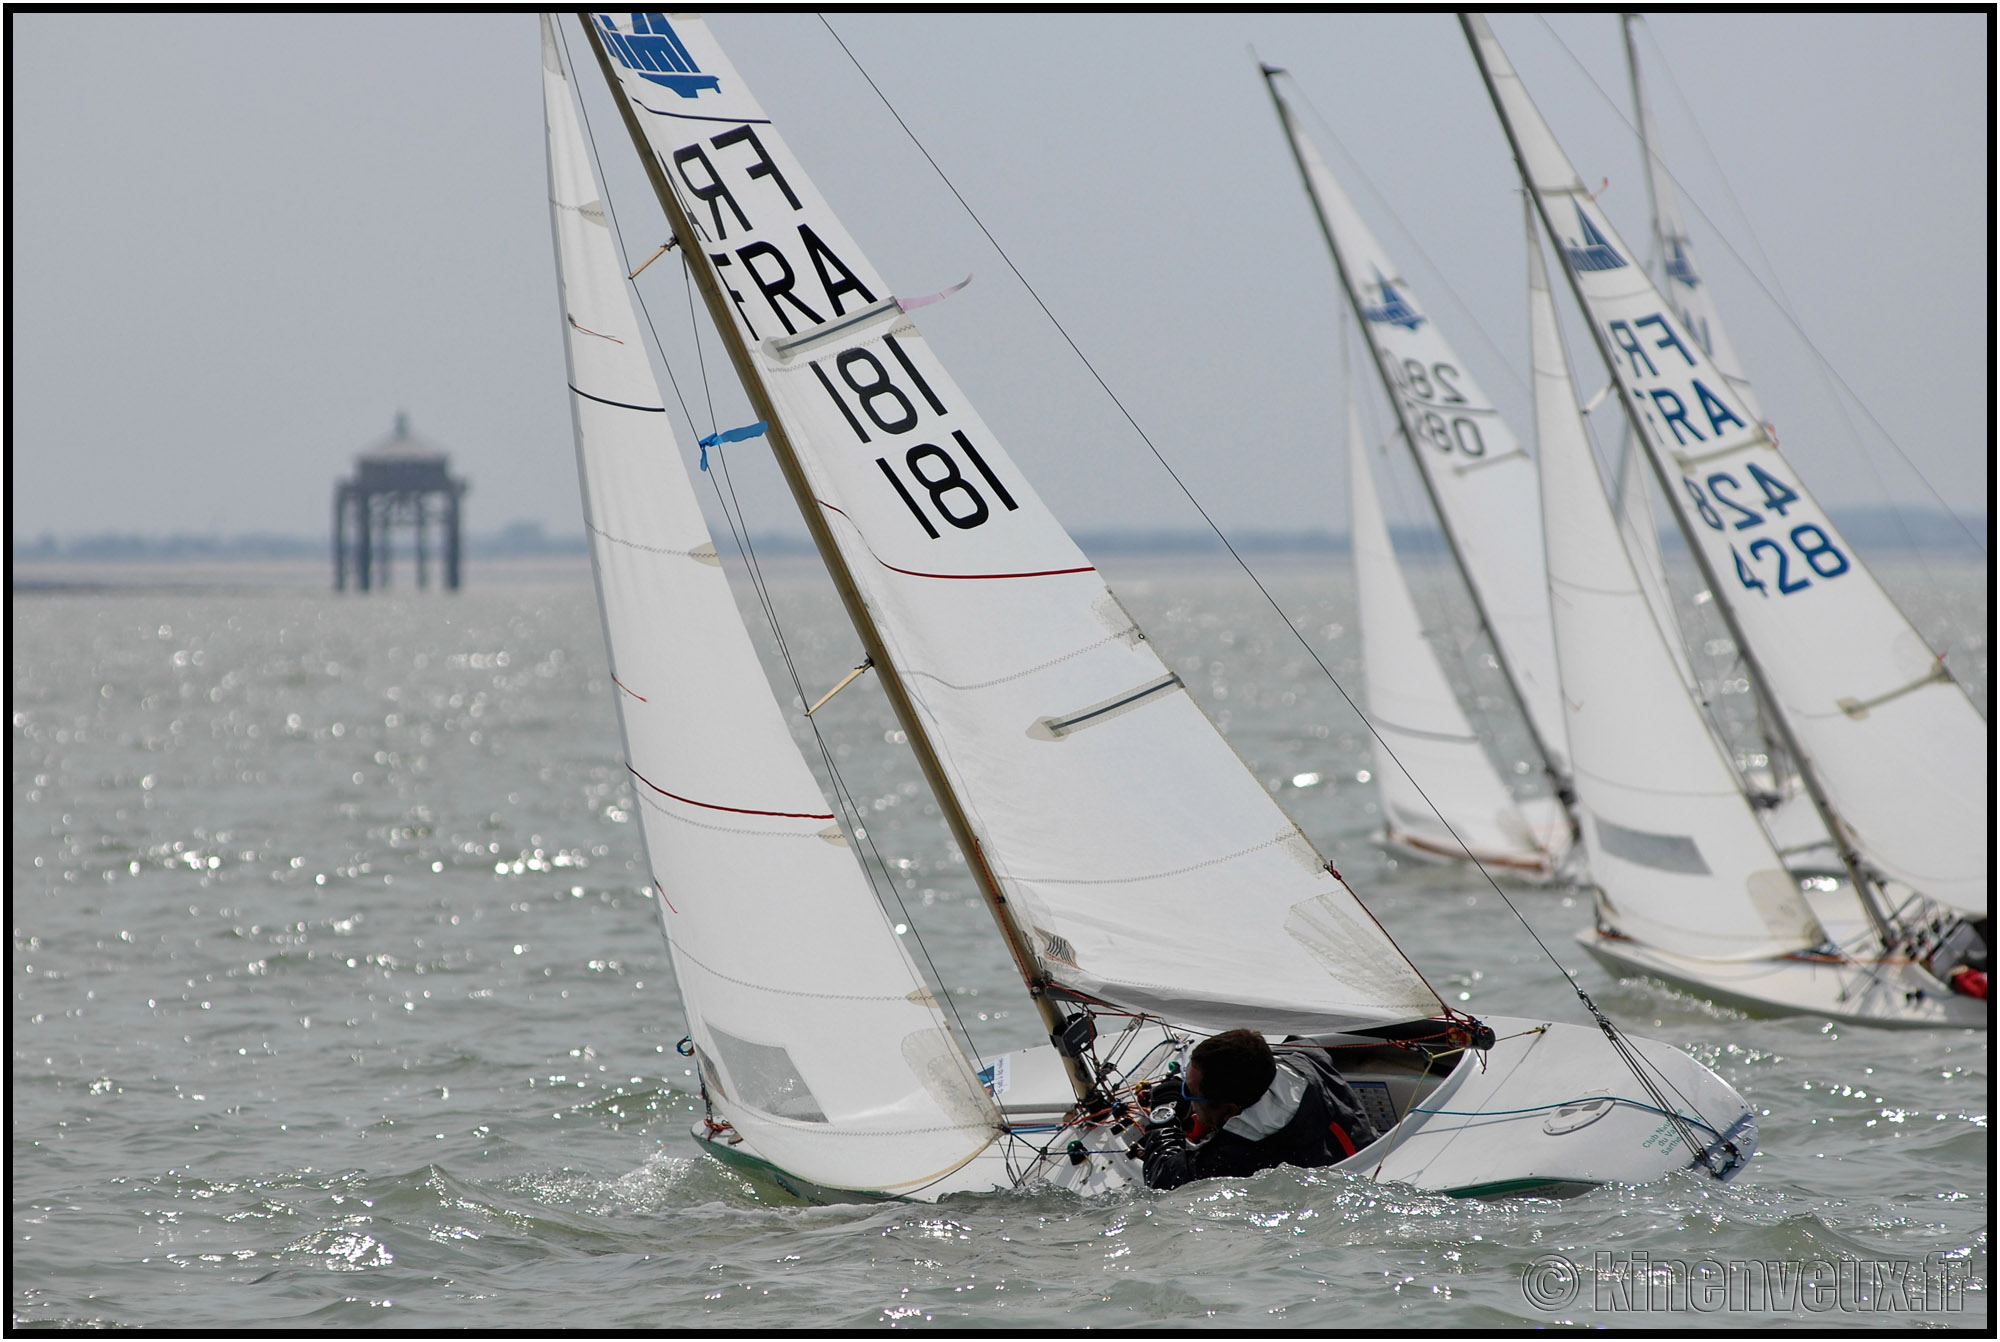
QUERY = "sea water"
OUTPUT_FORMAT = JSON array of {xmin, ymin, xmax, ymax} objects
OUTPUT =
[{"xmin": 11, "ymin": 554, "xmax": 1987, "ymax": 1328}]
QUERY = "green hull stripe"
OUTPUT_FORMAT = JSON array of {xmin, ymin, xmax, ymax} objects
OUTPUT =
[
  {"xmin": 693, "ymin": 1130, "xmax": 899, "ymax": 1205},
  {"xmin": 1445, "ymin": 1176, "xmax": 1601, "ymax": 1200}
]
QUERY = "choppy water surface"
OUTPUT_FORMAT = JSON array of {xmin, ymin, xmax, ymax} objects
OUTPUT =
[{"xmin": 12, "ymin": 555, "xmax": 1988, "ymax": 1329}]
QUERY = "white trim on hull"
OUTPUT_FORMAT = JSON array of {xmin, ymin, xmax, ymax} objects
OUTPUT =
[{"xmin": 1576, "ymin": 929, "xmax": 1987, "ymax": 1030}]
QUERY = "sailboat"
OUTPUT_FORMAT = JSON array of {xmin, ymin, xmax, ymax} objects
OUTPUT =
[
  {"xmin": 546, "ymin": 11, "xmax": 1759, "ymax": 1202},
  {"xmin": 1262, "ymin": 72, "xmax": 1575, "ymax": 881},
  {"xmin": 1464, "ymin": 13, "xmax": 1988, "ymax": 1028}
]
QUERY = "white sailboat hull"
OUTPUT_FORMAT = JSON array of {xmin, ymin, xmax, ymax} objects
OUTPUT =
[
  {"xmin": 1024, "ymin": 1016, "xmax": 1753, "ymax": 1200},
  {"xmin": 1575, "ymin": 929, "xmax": 1987, "ymax": 1029},
  {"xmin": 692, "ymin": 1014, "xmax": 1758, "ymax": 1202},
  {"xmin": 1377, "ymin": 795, "xmax": 1576, "ymax": 883}
]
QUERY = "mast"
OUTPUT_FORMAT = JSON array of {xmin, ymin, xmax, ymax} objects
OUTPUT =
[
  {"xmin": 1620, "ymin": 15, "xmax": 1665, "ymax": 289},
  {"xmin": 1259, "ymin": 65, "xmax": 1578, "ymax": 830},
  {"xmin": 1460, "ymin": 15, "xmax": 1899, "ymax": 949},
  {"xmin": 576, "ymin": 15, "xmax": 1091, "ymax": 1099},
  {"xmin": 1620, "ymin": 11, "xmax": 1798, "ymax": 800}
]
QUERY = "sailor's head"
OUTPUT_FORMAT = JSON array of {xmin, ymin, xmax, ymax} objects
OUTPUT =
[{"xmin": 1185, "ymin": 1029, "xmax": 1275, "ymax": 1127}]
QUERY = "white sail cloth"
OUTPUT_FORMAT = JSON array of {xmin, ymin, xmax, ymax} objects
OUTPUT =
[
  {"xmin": 1273, "ymin": 96, "xmax": 1571, "ymax": 781},
  {"xmin": 1348, "ymin": 397, "xmax": 1550, "ymax": 871},
  {"xmin": 542, "ymin": 17, "xmax": 1005, "ymax": 1196},
  {"xmin": 1529, "ymin": 214, "xmax": 1823, "ymax": 961},
  {"xmin": 1621, "ymin": 21, "xmax": 1800, "ymax": 795},
  {"xmin": 1467, "ymin": 14, "xmax": 1988, "ymax": 917},
  {"xmin": 588, "ymin": 12, "xmax": 1442, "ymax": 1034}
]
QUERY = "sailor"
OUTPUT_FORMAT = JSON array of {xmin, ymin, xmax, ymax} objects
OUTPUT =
[{"xmin": 1137, "ymin": 1029, "xmax": 1379, "ymax": 1190}]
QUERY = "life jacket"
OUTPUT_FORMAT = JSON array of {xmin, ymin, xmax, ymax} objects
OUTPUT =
[{"xmin": 1143, "ymin": 1049, "xmax": 1381, "ymax": 1189}]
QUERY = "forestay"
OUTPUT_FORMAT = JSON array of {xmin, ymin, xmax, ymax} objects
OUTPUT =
[
  {"xmin": 1624, "ymin": 15, "xmax": 1760, "ymax": 421},
  {"xmin": 1528, "ymin": 211, "xmax": 1824, "ymax": 961},
  {"xmin": 1272, "ymin": 92, "xmax": 1570, "ymax": 779},
  {"xmin": 542, "ymin": 16, "xmax": 1006, "ymax": 1196},
  {"xmin": 1348, "ymin": 394, "xmax": 1548, "ymax": 870},
  {"xmin": 1467, "ymin": 14, "xmax": 1988, "ymax": 917},
  {"xmin": 589, "ymin": 13, "xmax": 1442, "ymax": 1034}
]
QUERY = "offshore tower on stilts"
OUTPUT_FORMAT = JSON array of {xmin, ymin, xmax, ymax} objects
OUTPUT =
[{"xmin": 333, "ymin": 413, "xmax": 468, "ymax": 592}]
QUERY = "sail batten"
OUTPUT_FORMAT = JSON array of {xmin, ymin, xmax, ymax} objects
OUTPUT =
[{"xmin": 587, "ymin": 12, "xmax": 1443, "ymax": 1032}]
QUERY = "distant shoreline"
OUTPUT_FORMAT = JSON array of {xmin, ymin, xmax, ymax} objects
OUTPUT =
[
  {"xmin": 12, "ymin": 527, "xmax": 1986, "ymax": 595},
  {"xmin": 12, "ymin": 506, "xmax": 1985, "ymax": 570}
]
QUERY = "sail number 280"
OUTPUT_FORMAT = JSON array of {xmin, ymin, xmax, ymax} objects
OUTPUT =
[
  {"xmin": 811, "ymin": 334, "xmax": 1018, "ymax": 539},
  {"xmin": 1382, "ymin": 355, "xmax": 1486, "ymax": 458},
  {"xmin": 1681, "ymin": 463, "xmax": 1849, "ymax": 598}
]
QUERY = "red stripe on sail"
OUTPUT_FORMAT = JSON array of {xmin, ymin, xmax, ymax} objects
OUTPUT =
[
  {"xmin": 612, "ymin": 674, "xmax": 647, "ymax": 702},
  {"xmin": 816, "ymin": 500, "xmax": 1096, "ymax": 581},
  {"xmin": 649, "ymin": 868, "xmax": 679, "ymax": 915},
  {"xmin": 627, "ymin": 764, "xmax": 834, "ymax": 820}
]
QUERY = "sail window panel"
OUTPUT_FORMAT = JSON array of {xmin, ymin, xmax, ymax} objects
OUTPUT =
[
  {"xmin": 707, "ymin": 1026, "xmax": 829, "ymax": 1123},
  {"xmin": 1592, "ymin": 815, "xmax": 1709, "ymax": 876}
]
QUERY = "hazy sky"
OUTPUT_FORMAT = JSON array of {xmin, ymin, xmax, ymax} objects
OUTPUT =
[{"xmin": 12, "ymin": 12, "xmax": 1988, "ymax": 544}]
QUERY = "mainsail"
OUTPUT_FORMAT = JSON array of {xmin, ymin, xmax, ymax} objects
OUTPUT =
[
  {"xmin": 1266, "ymin": 81, "xmax": 1572, "ymax": 785},
  {"xmin": 1465, "ymin": 13, "xmax": 1988, "ymax": 918},
  {"xmin": 584, "ymin": 12, "xmax": 1442, "ymax": 1035},
  {"xmin": 1528, "ymin": 204, "xmax": 1824, "ymax": 960},
  {"xmin": 1348, "ymin": 392, "xmax": 1550, "ymax": 871},
  {"xmin": 542, "ymin": 16, "xmax": 1006, "ymax": 1196}
]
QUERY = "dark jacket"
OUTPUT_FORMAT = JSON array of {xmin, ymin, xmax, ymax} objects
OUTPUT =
[{"xmin": 1141, "ymin": 1048, "xmax": 1381, "ymax": 1190}]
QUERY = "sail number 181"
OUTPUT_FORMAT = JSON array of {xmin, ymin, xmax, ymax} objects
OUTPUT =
[{"xmin": 811, "ymin": 334, "xmax": 1018, "ymax": 539}]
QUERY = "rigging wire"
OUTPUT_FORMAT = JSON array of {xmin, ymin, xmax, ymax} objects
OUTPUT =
[
  {"xmin": 1535, "ymin": 15, "xmax": 1985, "ymax": 564},
  {"xmin": 818, "ymin": 14, "xmax": 1732, "ymax": 1169},
  {"xmin": 555, "ymin": 17, "xmax": 995, "ymax": 1075}
]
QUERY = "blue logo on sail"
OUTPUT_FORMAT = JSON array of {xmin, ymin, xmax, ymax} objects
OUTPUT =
[
  {"xmin": 1663, "ymin": 237, "xmax": 1700, "ymax": 289},
  {"xmin": 1564, "ymin": 203, "xmax": 1627, "ymax": 272},
  {"xmin": 1362, "ymin": 268, "xmax": 1425, "ymax": 331},
  {"xmin": 597, "ymin": 14, "xmax": 719, "ymax": 98}
]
